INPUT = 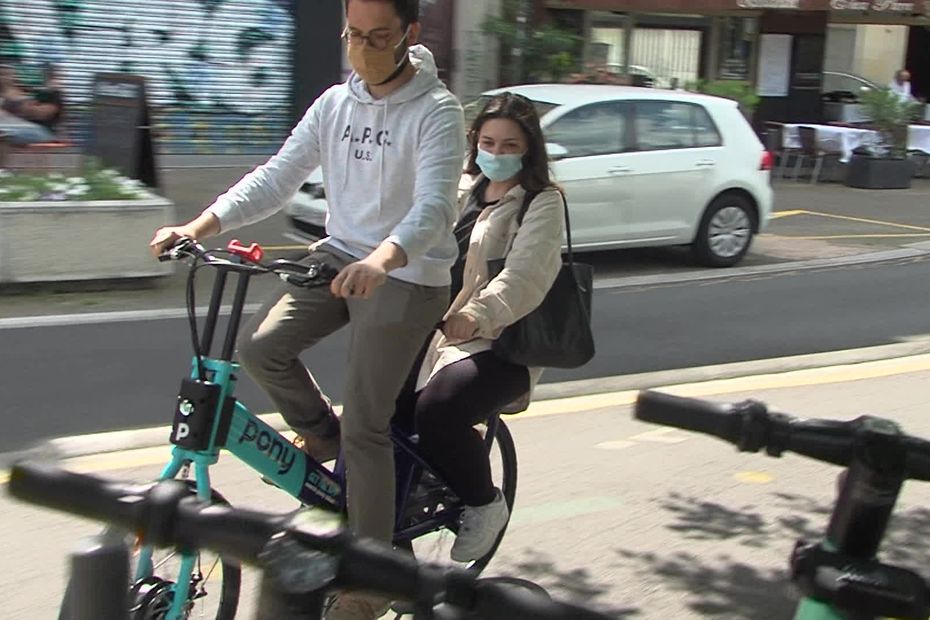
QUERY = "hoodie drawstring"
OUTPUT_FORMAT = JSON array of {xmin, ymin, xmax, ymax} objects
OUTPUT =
[
  {"xmin": 344, "ymin": 100, "xmax": 359, "ymax": 191},
  {"xmin": 378, "ymin": 101, "xmax": 388, "ymax": 215}
]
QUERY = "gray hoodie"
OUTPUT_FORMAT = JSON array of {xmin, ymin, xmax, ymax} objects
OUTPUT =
[{"xmin": 207, "ymin": 45, "xmax": 465, "ymax": 286}]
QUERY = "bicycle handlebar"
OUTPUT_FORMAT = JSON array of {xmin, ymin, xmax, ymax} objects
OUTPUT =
[
  {"xmin": 158, "ymin": 237, "xmax": 338, "ymax": 289},
  {"xmin": 634, "ymin": 390, "xmax": 930, "ymax": 481},
  {"xmin": 8, "ymin": 461, "xmax": 614, "ymax": 620}
]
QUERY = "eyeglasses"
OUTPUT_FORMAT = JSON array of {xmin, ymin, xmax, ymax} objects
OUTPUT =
[{"xmin": 341, "ymin": 26, "xmax": 403, "ymax": 51}]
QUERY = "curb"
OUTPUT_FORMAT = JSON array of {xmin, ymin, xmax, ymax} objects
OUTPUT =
[{"xmin": 5, "ymin": 338, "xmax": 930, "ymax": 469}]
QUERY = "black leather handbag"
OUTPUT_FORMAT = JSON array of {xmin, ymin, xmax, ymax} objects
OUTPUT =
[{"xmin": 490, "ymin": 189, "xmax": 595, "ymax": 369}]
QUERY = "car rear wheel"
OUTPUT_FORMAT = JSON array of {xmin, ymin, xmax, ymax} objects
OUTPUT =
[{"xmin": 692, "ymin": 194, "xmax": 756, "ymax": 267}]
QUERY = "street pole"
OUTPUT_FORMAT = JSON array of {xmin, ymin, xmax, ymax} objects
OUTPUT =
[{"xmin": 511, "ymin": 0, "xmax": 531, "ymax": 84}]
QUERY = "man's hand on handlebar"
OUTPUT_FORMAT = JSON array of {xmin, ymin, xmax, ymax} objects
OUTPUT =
[
  {"xmin": 149, "ymin": 212, "xmax": 221, "ymax": 258},
  {"xmin": 149, "ymin": 226, "xmax": 197, "ymax": 258}
]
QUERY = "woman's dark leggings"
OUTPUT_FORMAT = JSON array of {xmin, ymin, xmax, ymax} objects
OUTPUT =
[{"xmin": 393, "ymin": 351, "xmax": 529, "ymax": 507}]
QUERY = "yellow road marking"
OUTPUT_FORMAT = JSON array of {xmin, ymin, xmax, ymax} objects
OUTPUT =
[
  {"xmin": 261, "ymin": 244, "xmax": 311, "ymax": 251},
  {"xmin": 595, "ymin": 439, "xmax": 637, "ymax": 450},
  {"xmin": 517, "ymin": 352, "xmax": 930, "ymax": 420},
  {"xmin": 779, "ymin": 210, "xmax": 930, "ymax": 233},
  {"xmin": 770, "ymin": 210, "xmax": 806, "ymax": 219},
  {"xmin": 735, "ymin": 471, "xmax": 775, "ymax": 484},
  {"xmin": 786, "ymin": 233, "xmax": 930, "ymax": 240},
  {"xmin": 629, "ymin": 428, "xmax": 688, "ymax": 444}
]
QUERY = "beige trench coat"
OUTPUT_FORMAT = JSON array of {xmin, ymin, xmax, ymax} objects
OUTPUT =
[{"xmin": 414, "ymin": 176, "xmax": 565, "ymax": 411}]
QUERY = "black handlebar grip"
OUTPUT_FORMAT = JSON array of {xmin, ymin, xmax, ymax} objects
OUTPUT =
[
  {"xmin": 8, "ymin": 461, "xmax": 143, "ymax": 528},
  {"xmin": 635, "ymin": 390, "xmax": 743, "ymax": 445},
  {"xmin": 175, "ymin": 499, "xmax": 288, "ymax": 564},
  {"xmin": 904, "ymin": 436, "xmax": 930, "ymax": 481},
  {"xmin": 783, "ymin": 419, "xmax": 856, "ymax": 467}
]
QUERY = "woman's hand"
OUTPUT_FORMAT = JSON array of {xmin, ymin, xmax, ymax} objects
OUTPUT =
[{"xmin": 442, "ymin": 313, "xmax": 478, "ymax": 341}]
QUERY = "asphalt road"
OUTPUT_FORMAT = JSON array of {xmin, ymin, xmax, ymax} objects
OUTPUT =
[{"xmin": 4, "ymin": 253, "xmax": 930, "ymax": 452}]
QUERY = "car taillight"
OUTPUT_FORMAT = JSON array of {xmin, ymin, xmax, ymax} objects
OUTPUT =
[{"xmin": 760, "ymin": 151, "xmax": 774, "ymax": 171}]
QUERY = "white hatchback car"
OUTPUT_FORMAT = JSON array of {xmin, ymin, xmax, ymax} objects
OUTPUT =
[{"xmin": 285, "ymin": 84, "xmax": 773, "ymax": 267}]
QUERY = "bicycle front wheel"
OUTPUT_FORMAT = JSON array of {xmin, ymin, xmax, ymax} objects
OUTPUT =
[{"xmin": 123, "ymin": 486, "xmax": 240, "ymax": 620}]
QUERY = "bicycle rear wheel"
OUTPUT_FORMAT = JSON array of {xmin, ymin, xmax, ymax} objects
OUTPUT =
[
  {"xmin": 397, "ymin": 418, "xmax": 518, "ymax": 574},
  {"xmin": 121, "ymin": 486, "xmax": 240, "ymax": 620}
]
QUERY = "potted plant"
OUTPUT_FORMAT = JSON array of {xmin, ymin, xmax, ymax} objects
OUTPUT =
[
  {"xmin": 0, "ymin": 160, "xmax": 175, "ymax": 283},
  {"xmin": 845, "ymin": 87, "xmax": 923, "ymax": 190}
]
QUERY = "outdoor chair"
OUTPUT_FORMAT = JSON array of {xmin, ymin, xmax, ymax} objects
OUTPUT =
[
  {"xmin": 793, "ymin": 125, "xmax": 843, "ymax": 184},
  {"xmin": 764, "ymin": 121, "xmax": 798, "ymax": 180}
]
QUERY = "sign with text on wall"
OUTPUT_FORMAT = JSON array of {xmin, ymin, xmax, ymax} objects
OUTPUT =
[
  {"xmin": 90, "ymin": 73, "xmax": 159, "ymax": 189},
  {"xmin": 757, "ymin": 34, "xmax": 793, "ymax": 97}
]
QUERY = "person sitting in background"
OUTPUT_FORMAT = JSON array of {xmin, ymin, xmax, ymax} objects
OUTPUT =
[
  {"xmin": 890, "ymin": 69, "xmax": 914, "ymax": 102},
  {"xmin": 29, "ymin": 63, "xmax": 65, "ymax": 137},
  {"xmin": 0, "ymin": 64, "xmax": 56, "ymax": 145}
]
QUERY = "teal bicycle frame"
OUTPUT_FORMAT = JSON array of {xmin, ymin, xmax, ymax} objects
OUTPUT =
[{"xmin": 134, "ymin": 247, "xmax": 496, "ymax": 620}]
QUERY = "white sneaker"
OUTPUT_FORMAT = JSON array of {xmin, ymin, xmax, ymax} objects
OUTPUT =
[{"xmin": 450, "ymin": 489, "xmax": 510, "ymax": 562}]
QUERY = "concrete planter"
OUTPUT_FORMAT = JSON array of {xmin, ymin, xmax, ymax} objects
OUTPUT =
[
  {"xmin": 844, "ymin": 155, "xmax": 912, "ymax": 190},
  {"xmin": 0, "ymin": 192, "xmax": 175, "ymax": 283}
]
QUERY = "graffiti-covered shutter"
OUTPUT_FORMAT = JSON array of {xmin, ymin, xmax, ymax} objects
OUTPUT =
[{"xmin": 0, "ymin": 0, "xmax": 294, "ymax": 155}]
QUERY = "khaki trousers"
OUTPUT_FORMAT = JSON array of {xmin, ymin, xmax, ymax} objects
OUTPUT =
[{"xmin": 237, "ymin": 245, "xmax": 448, "ymax": 542}]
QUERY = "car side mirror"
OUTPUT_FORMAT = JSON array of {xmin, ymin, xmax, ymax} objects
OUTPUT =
[{"xmin": 546, "ymin": 142, "xmax": 569, "ymax": 160}]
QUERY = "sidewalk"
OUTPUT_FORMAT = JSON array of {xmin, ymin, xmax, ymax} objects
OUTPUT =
[{"xmin": 5, "ymin": 351, "xmax": 930, "ymax": 619}]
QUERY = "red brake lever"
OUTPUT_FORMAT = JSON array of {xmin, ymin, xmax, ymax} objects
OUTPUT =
[{"xmin": 227, "ymin": 239, "xmax": 264, "ymax": 263}]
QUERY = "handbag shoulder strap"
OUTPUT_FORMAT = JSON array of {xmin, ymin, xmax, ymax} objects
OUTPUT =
[
  {"xmin": 515, "ymin": 187, "xmax": 576, "ymax": 267},
  {"xmin": 515, "ymin": 188, "xmax": 541, "ymax": 226}
]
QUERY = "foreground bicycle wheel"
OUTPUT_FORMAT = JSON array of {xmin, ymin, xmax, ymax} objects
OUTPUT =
[
  {"xmin": 121, "ymin": 486, "xmax": 240, "ymax": 620},
  {"xmin": 398, "ymin": 419, "xmax": 518, "ymax": 574}
]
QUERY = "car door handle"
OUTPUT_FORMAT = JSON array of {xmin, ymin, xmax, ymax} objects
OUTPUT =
[
  {"xmin": 607, "ymin": 166, "xmax": 632, "ymax": 174},
  {"xmin": 695, "ymin": 160, "xmax": 716, "ymax": 168}
]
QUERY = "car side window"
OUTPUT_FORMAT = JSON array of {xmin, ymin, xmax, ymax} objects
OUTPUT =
[
  {"xmin": 691, "ymin": 105, "xmax": 723, "ymax": 148},
  {"xmin": 633, "ymin": 101, "xmax": 722, "ymax": 151},
  {"xmin": 544, "ymin": 102, "xmax": 629, "ymax": 158}
]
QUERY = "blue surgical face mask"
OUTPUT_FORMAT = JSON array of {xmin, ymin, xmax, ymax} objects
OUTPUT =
[{"xmin": 476, "ymin": 148, "xmax": 525, "ymax": 182}]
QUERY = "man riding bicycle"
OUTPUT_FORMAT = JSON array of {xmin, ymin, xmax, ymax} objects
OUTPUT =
[{"xmin": 149, "ymin": 1, "xmax": 465, "ymax": 617}]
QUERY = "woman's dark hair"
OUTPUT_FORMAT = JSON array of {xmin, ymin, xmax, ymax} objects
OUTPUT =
[
  {"xmin": 465, "ymin": 92, "xmax": 553, "ymax": 193},
  {"xmin": 345, "ymin": 0, "xmax": 419, "ymax": 28}
]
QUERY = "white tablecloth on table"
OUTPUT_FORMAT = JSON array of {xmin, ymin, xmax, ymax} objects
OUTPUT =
[
  {"xmin": 782, "ymin": 124, "xmax": 877, "ymax": 163},
  {"xmin": 782, "ymin": 124, "xmax": 930, "ymax": 163},
  {"xmin": 782, "ymin": 123, "xmax": 930, "ymax": 162}
]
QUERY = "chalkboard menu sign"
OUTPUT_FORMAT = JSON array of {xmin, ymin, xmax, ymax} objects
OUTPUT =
[{"xmin": 90, "ymin": 73, "xmax": 159, "ymax": 189}]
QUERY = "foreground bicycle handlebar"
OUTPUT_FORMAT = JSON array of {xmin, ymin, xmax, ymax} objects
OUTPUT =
[
  {"xmin": 9, "ymin": 461, "xmax": 614, "ymax": 620},
  {"xmin": 635, "ymin": 390, "xmax": 930, "ymax": 620}
]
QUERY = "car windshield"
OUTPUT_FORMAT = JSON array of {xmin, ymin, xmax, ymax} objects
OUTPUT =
[{"xmin": 463, "ymin": 95, "xmax": 560, "ymax": 127}]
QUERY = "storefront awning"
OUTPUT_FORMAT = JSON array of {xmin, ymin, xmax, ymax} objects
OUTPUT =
[{"xmin": 547, "ymin": 0, "xmax": 926, "ymax": 19}]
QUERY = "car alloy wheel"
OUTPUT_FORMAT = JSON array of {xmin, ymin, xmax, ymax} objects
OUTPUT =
[{"xmin": 708, "ymin": 205, "xmax": 752, "ymax": 259}]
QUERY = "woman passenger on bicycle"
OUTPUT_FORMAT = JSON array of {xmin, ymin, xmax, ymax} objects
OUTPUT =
[{"xmin": 393, "ymin": 92, "xmax": 564, "ymax": 562}]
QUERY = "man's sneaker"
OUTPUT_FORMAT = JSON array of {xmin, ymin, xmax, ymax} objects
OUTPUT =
[
  {"xmin": 325, "ymin": 591, "xmax": 392, "ymax": 619},
  {"xmin": 450, "ymin": 489, "xmax": 509, "ymax": 562},
  {"xmin": 293, "ymin": 432, "xmax": 340, "ymax": 464}
]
